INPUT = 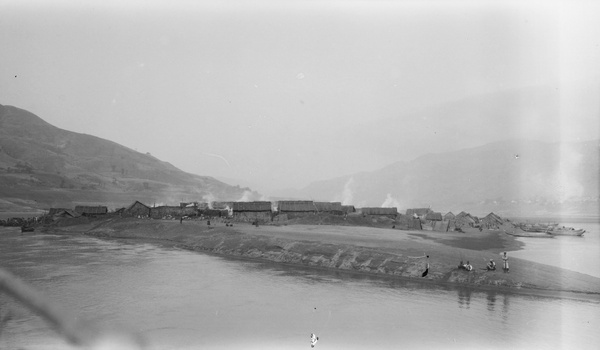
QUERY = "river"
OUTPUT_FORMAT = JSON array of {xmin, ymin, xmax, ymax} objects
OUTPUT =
[{"xmin": 1, "ymin": 226, "xmax": 599, "ymax": 350}]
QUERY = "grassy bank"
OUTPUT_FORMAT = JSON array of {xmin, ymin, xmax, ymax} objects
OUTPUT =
[{"xmin": 41, "ymin": 217, "xmax": 600, "ymax": 299}]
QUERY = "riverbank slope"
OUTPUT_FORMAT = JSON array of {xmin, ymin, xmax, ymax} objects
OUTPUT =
[{"xmin": 42, "ymin": 217, "xmax": 600, "ymax": 298}]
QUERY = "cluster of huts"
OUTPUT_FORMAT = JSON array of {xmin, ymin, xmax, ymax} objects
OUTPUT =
[
  {"xmin": 40, "ymin": 200, "xmax": 505, "ymax": 232},
  {"xmin": 398, "ymin": 208, "xmax": 505, "ymax": 232}
]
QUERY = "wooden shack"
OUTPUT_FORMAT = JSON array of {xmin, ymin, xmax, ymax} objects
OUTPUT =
[
  {"xmin": 443, "ymin": 212, "xmax": 456, "ymax": 221},
  {"xmin": 480, "ymin": 212, "xmax": 504, "ymax": 229},
  {"xmin": 125, "ymin": 201, "xmax": 151, "ymax": 217},
  {"xmin": 277, "ymin": 201, "xmax": 317, "ymax": 218},
  {"xmin": 314, "ymin": 202, "xmax": 343, "ymax": 215},
  {"xmin": 232, "ymin": 201, "xmax": 272, "ymax": 222}
]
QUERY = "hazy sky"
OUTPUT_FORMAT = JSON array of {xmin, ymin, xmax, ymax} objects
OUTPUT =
[{"xmin": 1, "ymin": 0, "xmax": 599, "ymax": 194}]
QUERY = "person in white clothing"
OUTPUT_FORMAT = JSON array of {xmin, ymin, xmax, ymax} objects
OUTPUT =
[{"xmin": 310, "ymin": 333, "xmax": 319, "ymax": 348}]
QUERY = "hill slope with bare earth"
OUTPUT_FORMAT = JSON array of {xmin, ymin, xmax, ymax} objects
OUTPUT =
[{"xmin": 0, "ymin": 104, "xmax": 255, "ymax": 213}]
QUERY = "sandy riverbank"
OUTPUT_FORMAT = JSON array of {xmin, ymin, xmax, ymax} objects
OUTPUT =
[{"xmin": 41, "ymin": 217, "xmax": 600, "ymax": 299}]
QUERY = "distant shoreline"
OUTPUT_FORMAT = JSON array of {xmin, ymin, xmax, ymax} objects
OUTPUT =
[{"xmin": 34, "ymin": 217, "xmax": 600, "ymax": 301}]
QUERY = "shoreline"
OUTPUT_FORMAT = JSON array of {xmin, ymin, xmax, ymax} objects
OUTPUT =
[{"xmin": 33, "ymin": 217, "xmax": 600, "ymax": 301}]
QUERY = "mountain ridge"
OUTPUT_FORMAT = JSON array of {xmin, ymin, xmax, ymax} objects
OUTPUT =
[
  {"xmin": 0, "ymin": 104, "xmax": 259, "ymax": 213},
  {"xmin": 276, "ymin": 138, "xmax": 599, "ymax": 217}
]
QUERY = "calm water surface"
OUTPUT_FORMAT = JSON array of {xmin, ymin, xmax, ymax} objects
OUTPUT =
[{"xmin": 1, "ymin": 227, "xmax": 599, "ymax": 350}]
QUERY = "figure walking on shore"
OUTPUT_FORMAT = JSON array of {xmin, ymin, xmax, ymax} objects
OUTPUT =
[
  {"xmin": 502, "ymin": 252, "xmax": 509, "ymax": 273},
  {"xmin": 409, "ymin": 254, "xmax": 430, "ymax": 277},
  {"xmin": 422, "ymin": 255, "xmax": 430, "ymax": 277}
]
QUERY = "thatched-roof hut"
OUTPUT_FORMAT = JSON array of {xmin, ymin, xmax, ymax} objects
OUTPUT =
[
  {"xmin": 278, "ymin": 201, "xmax": 317, "ymax": 212},
  {"xmin": 232, "ymin": 201, "xmax": 272, "ymax": 212},
  {"xmin": 125, "ymin": 201, "xmax": 151, "ymax": 217},
  {"xmin": 233, "ymin": 201, "xmax": 272, "ymax": 222},
  {"xmin": 443, "ymin": 212, "xmax": 455, "ymax": 221},
  {"xmin": 480, "ymin": 212, "xmax": 504, "ymax": 229},
  {"xmin": 314, "ymin": 202, "xmax": 343, "ymax": 213}
]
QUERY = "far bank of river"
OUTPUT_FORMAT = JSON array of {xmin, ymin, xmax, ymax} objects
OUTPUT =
[{"xmin": 42, "ymin": 217, "xmax": 600, "ymax": 300}]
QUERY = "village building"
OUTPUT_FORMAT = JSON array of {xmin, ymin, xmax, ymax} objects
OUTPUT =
[
  {"xmin": 74, "ymin": 206, "xmax": 108, "ymax": 216},
  {"xmin": 395, "ymin": 214, "xmax": 422, "ymax": 230},
  {"xmin": 443, "ymin": 212, "xmax": 456, "ymax": 221},
  {"xmin": 124, "ymin": 201, "xmax": 151, "ymax": 217},
  {"xmin": 232, "ymin": 201, "xmax": 272, "ymax": 222},
  {"xmin": 450, "ymin": 211, "xmax": 480, "ymax": 231},
  {"xmin": 277, "ymin": 201, "xmax": 317, "ymax": 219},
  {"xmin": 480, "ymin": 212, "xmax": 504, "ymax": 229},
  {"xmin": 421, "ymin": 211, "xmax": 449, "ymax": 232},
  {"xmin": 314, "ymin": 202, "xmax": 343, "ymax": 215}
]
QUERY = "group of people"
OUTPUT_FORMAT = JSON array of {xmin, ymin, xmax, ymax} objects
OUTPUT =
[{"xmin": 458, "ymin": 252, "xmax": 510, "ymax": 273}]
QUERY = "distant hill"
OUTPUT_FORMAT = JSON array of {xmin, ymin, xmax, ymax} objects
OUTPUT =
[
  {"xmin": 276, "ymin": 139, "xmax": 599, "ymax": 218},
  {"xmin": 0, "ymin": 104, "xmax": 259, "ymax": 213}
]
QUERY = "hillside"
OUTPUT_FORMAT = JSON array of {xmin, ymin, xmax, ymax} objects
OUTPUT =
[
  {"xmin": 0, "ymin": 104, "xmax": 257, "ymax": 213},
  {"xmin": 283, "ymin": 139, "xmax": 599, "ymax": 218}
]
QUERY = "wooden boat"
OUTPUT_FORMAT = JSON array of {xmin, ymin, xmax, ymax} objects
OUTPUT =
[
  {"xmin": 547, "ymin": 227, "xmax": 585, "ymax": 236},
  {"xmin": 21, "ymin": 226, "xmax": 35, "ymax": 233},
  {"xmin": 504, "ymin": 229, "xmax": 554, "ymax": 238}
]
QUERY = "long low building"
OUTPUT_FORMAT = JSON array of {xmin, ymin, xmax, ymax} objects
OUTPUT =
[
  {"xmin": 232, "ymin": 201, "xmax": 272, "ymax": 222},
  {"xmin": 278, "ymin": 201, "xmax": 317, "ymax": 213}
]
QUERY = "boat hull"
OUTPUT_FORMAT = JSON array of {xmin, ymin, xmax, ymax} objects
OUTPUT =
[
  {"xmin": 504, "ymin": 230, "xmax": 554, "ymax": 238},
  {"xmin": 547, "ymin": 229, "xmax": 585, "ymax": 236}
]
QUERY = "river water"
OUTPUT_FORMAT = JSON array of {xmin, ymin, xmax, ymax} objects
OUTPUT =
[{"xmin": 1, "ymin": 226, "xmax": 599, "ymax": 350}]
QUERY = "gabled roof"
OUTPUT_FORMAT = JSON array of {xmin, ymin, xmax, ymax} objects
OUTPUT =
[
  {"xmin": 481, "ymin": 212, "xmax": 504, "ymax": 225},
  {"xmin": 53, "ymin": 209, "xmax": 81, "ymax": 218},
  {"xmin": 126, "ymin": 200, "xmax": 150, "ymax": 211}
]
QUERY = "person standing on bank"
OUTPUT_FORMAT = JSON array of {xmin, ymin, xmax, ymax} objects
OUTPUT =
[{"xmin": 502, "ymin": 252, "xmax": 509, "ymax": 273}]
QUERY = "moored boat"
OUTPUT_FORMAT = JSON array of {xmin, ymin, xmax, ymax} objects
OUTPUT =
[
  {"xmin": 547, "ymin": 227, "xmax": 585, "ymax": 236},
  {"xmin": 504, "ymin": 229, "xmax": 554, "ymax": 238},
  {"xmin": 21, "ymin": 226, "xmax": 35, "ymax": 233}
]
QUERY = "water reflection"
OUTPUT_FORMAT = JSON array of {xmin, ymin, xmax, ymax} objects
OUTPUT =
[
  {"xmin": 457, "ymin": 287, "xmax": 472, "ymax": 309},
  {"xmin": 486, "ymin": 290, "xmax": 497, "ymax": 311}
]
